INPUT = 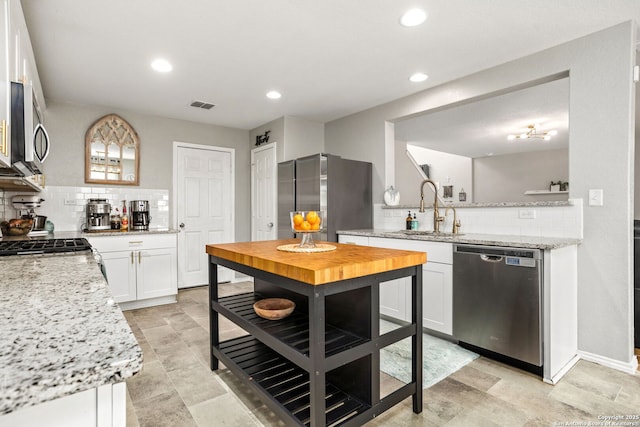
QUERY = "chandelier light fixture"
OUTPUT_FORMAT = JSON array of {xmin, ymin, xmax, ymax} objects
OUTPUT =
[{"xmin": 507, "ymin": 124, "xmax": 558, "ymax": 141}]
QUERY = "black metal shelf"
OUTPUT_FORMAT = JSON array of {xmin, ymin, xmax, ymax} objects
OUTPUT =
[
  {"xmin": 216, "ymin": 335, "xmax": 369, "ymax": 427},
  {"xmin": 214, "ymin": 292, "xmax": 368, "ymax": 361}
]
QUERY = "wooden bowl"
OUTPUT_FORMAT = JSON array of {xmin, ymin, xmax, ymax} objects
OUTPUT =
[{"xmin": 253, "ymin": 298, "xmax": 295, "ymax": 320}]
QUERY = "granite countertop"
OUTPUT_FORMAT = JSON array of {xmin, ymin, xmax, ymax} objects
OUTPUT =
[
  {"xmin": 82, "ymin": 227, "xmax": 178, "ymax": 237},
  {"xmin": 381, "ymin": 200, "xmax": 573, "ymax": 209},
  {"xmin": 0, "ymin": 252, "xmax": 143, "ymax": 415},
  {"xmin": 337, "ymin": 229, "xmax": 581, "ymax": 249},
  {"xmin": 0, "ymin": 228, "xmax": 177, "ymax": 242}
]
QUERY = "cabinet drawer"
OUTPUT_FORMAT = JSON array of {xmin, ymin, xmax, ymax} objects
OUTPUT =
[
  {"xmin": 368, "ymin": 237, "xmax": 452, "ymax": 264},
  {"xmin": 87, "ymin": 233, "xmax": 177, "ymax": 253}
]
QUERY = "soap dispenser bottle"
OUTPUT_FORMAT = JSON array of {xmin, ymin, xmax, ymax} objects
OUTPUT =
[
  {"xmin": 412, "ymin": 213, "xmax": 419, "ymax": 230},
  {"xmin": 406, "ymin": 211, "xmax": 412, "ymax": 230}
]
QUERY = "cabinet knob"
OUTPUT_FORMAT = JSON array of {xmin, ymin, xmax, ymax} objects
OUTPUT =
[
  {"xmin": 179, "ymin": 223, "xmax": 185, "ymax": 229},
  {"xmin": 267, "ymin": 222, "xmax": 274, "ymax": 228}
]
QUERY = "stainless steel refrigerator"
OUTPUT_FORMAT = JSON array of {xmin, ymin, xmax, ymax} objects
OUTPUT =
[{"xmin": 277, "ymin": 153, "xmax": 372, "ymax": 242}]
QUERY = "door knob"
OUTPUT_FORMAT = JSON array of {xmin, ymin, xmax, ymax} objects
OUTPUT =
[{"xmin": 267, "ymin": 222, "xmax": 274, "ymax": 228}]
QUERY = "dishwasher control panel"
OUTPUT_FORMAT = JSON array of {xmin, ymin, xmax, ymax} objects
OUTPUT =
[{"xmin": 505, "ymin": 256, "xmax": 536, "ymax": 267}]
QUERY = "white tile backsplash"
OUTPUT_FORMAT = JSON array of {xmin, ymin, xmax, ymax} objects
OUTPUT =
[
  {"xmin": 373, "ymin": 199, "xmax": 583, "ymax": 238},
  {"xmin": 1, "ymin": 186, "xmax": 170, "ymax": 232}
]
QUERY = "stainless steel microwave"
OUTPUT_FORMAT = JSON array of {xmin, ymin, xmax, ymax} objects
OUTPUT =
[{"xmin": 10, "ymin": 81, "xmax": 50, "ymax": 176}]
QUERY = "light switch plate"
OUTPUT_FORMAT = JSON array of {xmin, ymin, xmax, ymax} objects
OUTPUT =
[
  {"xmin": 589, "ymin": 189, "xmax": 604, "ymax": 206},
  {"xmin": 519, "ymin": 209, "xmax": 536, "ymax": 219}
]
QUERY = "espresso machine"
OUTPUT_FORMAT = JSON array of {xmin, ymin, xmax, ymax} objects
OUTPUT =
[
  {"xmin": 130, "ymin": 200, "xmax": 150, "ymax": 230},
  {"xmin": 86, "ymin": 199, "xmax": 111, "ymax": 231}
]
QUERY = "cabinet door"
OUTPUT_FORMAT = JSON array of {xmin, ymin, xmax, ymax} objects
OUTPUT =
[
  {"xmin": 0, "ymin": 0, "xmax": 11, "ymax": 168},
  {"xmin": 423, "ymin": 262, "xmax": 452, "ymax": 335},
  {"xmin": 380, "ymin": 277, "xmax": 409, "ymax": 322},
  {"xmin": 101, "ymin": 251, "xmax": 137, "ymax": 303},
  {"xmin": 137, "ymin": 247, "xmax": 177, "ymax": 300}
]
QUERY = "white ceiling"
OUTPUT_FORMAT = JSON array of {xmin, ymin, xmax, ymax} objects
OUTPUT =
[
  {"xmin": 20, "ymin": 0, "xmax": 640, "ymax": 131},
  {"xmin": 396, "ymin": 77, "xmax": 570, "ymax": 158}
]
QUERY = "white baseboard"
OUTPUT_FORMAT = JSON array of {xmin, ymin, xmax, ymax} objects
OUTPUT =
[
  {"xmin": 119, "ymin": 295, "xmax": 177, "ymax": 310},
  {"xmin": 578, "ymin": 350, "xmax": 639, "ymax": 375},
  {"xmin": 543, "ymin": 355, "xmax": 581, "ymax": 385}
]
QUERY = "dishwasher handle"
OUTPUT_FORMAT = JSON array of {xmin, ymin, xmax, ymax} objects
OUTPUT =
[{"xmin": 480, "ymin": 254, "xmax": 503, "ymax": 263}]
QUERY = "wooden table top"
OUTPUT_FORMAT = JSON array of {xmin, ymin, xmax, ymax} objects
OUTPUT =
[{"xmin": 206, "ymin": 239, "xmax": 426, "ymax": 285}]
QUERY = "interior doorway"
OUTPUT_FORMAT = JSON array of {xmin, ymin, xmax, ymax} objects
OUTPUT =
[
  {"xmin": 251, "ymin": 143, "xmax": 277, "ymax": 241},
  {"xmin": 173, "ymin": 142, "xmax": 234, "ymax": 288}
]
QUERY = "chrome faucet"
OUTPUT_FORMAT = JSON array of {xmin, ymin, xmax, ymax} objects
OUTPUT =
[
  {"xmin": 419, "ymin": 179, "xmax": 444, "ymax": 233},
  {"xmin": 444, "ymin": 205, "xmax": 462, "ymax": 234}
]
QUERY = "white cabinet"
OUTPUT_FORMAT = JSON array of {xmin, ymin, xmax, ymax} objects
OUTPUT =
[
  {"xmin": 0, "ymin": 0, "xmax": 46, "ymax": 176},
  {"xmin": 339, "ymin": 235, "xmax": 413, "ymax": 321},
  {"xmin": 8, "ymin": 0, "xmax": 43, "ymax": 101},
  {"xmin": 0, "ymin": 382, "xmax": 126, "ymax": 427},
  {"xmin": 422, "ymin": 260, "xmax": 452, "ymax": 334},
  {"xmin": 0, "ymin": 0, "xmax": 11, "ymax": 168},
  {"xmin": 341, "ymin": 234, "xmax": 453, "ymax": 335},
  {"xmin": 87, "ymin": 234, "xmax": 178, "ymax": 310}
]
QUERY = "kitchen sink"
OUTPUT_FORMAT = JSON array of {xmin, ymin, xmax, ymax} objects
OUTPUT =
[{"xmin": 395, "ymin": 230, "xmax": 464, "ymax": 237}]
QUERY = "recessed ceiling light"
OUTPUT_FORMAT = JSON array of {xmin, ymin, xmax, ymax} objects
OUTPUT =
[
  {"xmin": 401, "ymin": 8, "xmax": 427, "ymax": 27},
  {"xmin": 266, "ymin": 91, "xmax": 282, "ymax": 100},
  {"xmin": 151, "ymin": 58, "xmax": 172, "ymax": 73},
  {"xmin": 409, "ymin": 73, "xmax": 429, "ymax": 82}
]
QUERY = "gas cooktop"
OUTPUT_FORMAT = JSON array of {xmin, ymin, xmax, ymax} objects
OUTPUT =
[{"xmin": 0, "ymin": 238, "xmax": 92, "ymax": 256}]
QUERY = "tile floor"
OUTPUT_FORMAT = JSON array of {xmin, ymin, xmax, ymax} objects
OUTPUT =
[{"xmin": 123, "ymin": 283, "xmax": 640, "ymax": 427}]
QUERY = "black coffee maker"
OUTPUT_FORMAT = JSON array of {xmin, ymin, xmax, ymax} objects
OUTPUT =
[{"xmin": 130, "ymin": 200, "xmax": 150, "ymax": 230}]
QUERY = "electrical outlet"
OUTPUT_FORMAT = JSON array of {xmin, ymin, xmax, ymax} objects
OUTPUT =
[
  {"xmin": 589, "ymin": 189, "xmax": 604, "ymax": 206},
  {"xmin": 64, "ymin": 199, "xmax": 76, "ymax": 205},
  {"xmin": 519, "ymin": 209, "xmax": 536, "ymax": 219}
]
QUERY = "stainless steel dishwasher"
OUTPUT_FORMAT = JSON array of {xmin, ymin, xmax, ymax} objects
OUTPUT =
[{"xmin": 453, "ymin": 244, "xmax": 542, "ymax": 368}]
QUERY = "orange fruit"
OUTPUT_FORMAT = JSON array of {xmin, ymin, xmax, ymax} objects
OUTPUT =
[
  {"xmin": 306, "ymin": 211, "xmax": 319, "ymax": 224},
  {"xmin": 311, "ymin": 222, "xmax": 320, "ymax": 230},
  {"xmin": 293, "ymin": 213, "xmax": 304, "ymax": 226},
  {"xmin": 301, "ymin": 221, "xmax": 311, "ymax": 231}
]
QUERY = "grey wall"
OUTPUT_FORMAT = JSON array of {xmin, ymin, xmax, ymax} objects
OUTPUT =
[
  {"xmin": 250, "ymin": 117, "xmax": 284, "ymax": 162},
  {"xmin": 249, "ymin": 116, "xmax": 324, "ymax": 163},
  {"xmin": 326, "ymin": 22, "xmax": 637, "ymax": 364},
  {"xmin": 283, "ymin": 116, "xmax": 325, "ymax": 161},
  {"xmin": 473, "ymin": 149, "xmax": 569, "ymax": 203},
  {"xmin": 42, "ymin": 101, "xmax": 251, "ymax": 241},
  {"xmin": 394, "ymin": 139, "xmax": 426, "ymax": 205}
]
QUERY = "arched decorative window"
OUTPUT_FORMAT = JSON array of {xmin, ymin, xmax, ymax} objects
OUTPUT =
[{"xmin": 85, "ymin": 114, "xmax": 140, "ymax": 185}]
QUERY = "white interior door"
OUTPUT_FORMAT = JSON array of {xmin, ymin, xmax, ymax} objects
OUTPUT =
[
  {"xmin": 174, "ymin": 143, "xmax": 234, "ymax": 288},
  {"xmin": 251, "ymin": 143, "xmax": 277, "ymax": 241}
]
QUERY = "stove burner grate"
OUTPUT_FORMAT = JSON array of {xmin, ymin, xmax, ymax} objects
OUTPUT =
[{"xmin": 0, "ymin": 238, "xmax": 93, "ymax": 256}]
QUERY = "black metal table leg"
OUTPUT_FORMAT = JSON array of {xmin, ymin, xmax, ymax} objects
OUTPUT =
[
  {"xmin": 371, "ymin": 281, "xmax": 380, "ymax": 407},
  {"xmin": 412, "ymin": 266, "xmax": 423, "ymax": 413},
  {"xmin": 209, "ymin": 258, "xmax": 220, "ymax": 371},
  {"xmin": 308, "ymin": 288, "xmax": 326, "ymax": 426}
]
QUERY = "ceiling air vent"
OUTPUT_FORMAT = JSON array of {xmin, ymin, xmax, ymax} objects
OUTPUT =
[{"xmin": 190, "ymin": 100, "xmax": 215, "ymax": 110}]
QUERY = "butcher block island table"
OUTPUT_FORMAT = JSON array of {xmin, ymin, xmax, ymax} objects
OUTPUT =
[{"xmin": 206, "ymin": 239, "xmax": 427, "ymax": 427}]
